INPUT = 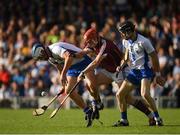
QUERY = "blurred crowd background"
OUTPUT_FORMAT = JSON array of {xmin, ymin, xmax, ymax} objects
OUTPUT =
[{"xmin": 0, "ymin": 0, "xmax": 179, "ymax": 107}]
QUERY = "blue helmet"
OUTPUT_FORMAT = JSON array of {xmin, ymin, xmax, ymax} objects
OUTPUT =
[{"xmin": 32, "ymin": 42, "xmax": 45, "ymax": 60}]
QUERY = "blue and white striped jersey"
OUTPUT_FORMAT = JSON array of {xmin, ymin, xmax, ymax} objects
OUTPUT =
[
  {"xmin": 48, "ymin": 42, "xmax": 83, "ymax": 66},
  {"xmin": 122, "ymin": 34, "xmax": 155, "ymax": 69}
]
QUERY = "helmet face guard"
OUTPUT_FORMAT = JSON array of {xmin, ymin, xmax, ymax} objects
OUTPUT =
[
  {"xmin": 32, "ymin": 43, "xmax": 46, "ymax": 60},
  {"xmin": 119, "ymin": 30, "xmax": 133, "ymax": 39},
  {"xmin": 118, "ymin": 21, "xmax": 135, "ymax": 39}
]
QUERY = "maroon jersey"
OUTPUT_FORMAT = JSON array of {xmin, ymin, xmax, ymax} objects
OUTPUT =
[{"xmin": 86, "ymin": 37, "xmax": 123, "ymax": 73}]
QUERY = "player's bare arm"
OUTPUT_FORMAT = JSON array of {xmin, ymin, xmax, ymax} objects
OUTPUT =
[
  {"xmin": 56, "ymin": 64, "xmax": 63, "ymax": 74},
  {"xmin": 60, "ymin": 51, "xmax": 73, "ymax": 87},
  {"xmin": 78, "ymin": 44, "xmax": 107, "ymax": 80},
  {"xmin": 117, "ymin": 48, "xmax": 129, "ymax": 72},
  {"xmin": 74, "ymin": 48, "xmax": 93, "ymax": 58},
  {"xmin": 149, "ymin": 51, "xmax": 165, "ymax": 86}
]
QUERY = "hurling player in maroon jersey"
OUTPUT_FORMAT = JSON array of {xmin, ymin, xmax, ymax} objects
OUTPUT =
[{"xmin": 75, "ymin": 28, "xmax": 156, "ymax": 126}]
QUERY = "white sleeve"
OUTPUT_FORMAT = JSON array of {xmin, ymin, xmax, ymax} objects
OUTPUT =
[
  {"xmin": 122, "ymin": 40, "xmax": 129, "ymax": 53},
  {"xmin": 98, "ymin": 42, "xmax": 106, "ymax": 56},
  {"xmin": 52, "ymin": 46, "xmax": 66, "ymax": 58},
  {"xmin": 143, "ymin": 39, "xmax": 155, "ymax": 54},
  {"xmin": 122, "ymin": 39, "xmax": 128, "ymax": 49}
]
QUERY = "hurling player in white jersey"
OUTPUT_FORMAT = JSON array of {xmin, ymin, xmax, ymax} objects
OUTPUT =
[
  {"xmin": 32, "ymin": 41, "xmax": 102, "ymax": 127},
  {"xmin": 115, "ymin": 21, "xmax": 165, "ymax": 126}
]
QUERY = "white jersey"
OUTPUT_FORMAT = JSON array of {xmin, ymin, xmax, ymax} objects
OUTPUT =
[
  {"xmin": 47, "ymin": 42, "xmax": 83, "ymax": 66},
  {"xmin": 123, "ymin": 34, "xmax": 155, "ymax": 69}
]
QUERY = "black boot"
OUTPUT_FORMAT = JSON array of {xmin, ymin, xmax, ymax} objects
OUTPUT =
[
  {"xmin": 112, "ymin": 119, "xmax": 129, "ymax": 127},
  {"xmin": 84, "ymin": 107, "xmax": 93, "ymax": 127}
]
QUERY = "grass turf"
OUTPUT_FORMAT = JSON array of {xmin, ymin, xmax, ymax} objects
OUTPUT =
[{"xmin": 0, "ymin": 108, "xmax": 180, "ymax": 134}]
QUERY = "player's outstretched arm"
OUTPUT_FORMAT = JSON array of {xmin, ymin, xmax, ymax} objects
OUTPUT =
[
  {"xmin": 78, "ymin": 44, "xmax": 107, "ymax": 81},
  {"xmin": 149, "ymin": 51, "xmax": 160, "ymax": 73},
  {"xmin": 60, "ymin": 51, "xmax": 73, "ymax": 87},
  {"xmin": 74, "ymin": 48, "xmax": 92, "ymax": 58},
  {"xmin": 149, "ymin": 51, "xmax": 166, "ymax": 86},
  {"xmin": 117, "ymin": 48, "xmax": 129, "ymax": 72}
]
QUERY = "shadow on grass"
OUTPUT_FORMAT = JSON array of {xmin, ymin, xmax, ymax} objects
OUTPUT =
[
  {"xmin": 141, "ymin": 124, "xmax": 180, "ymax": 127},
  {"xmin": 163, "ymin": 124, "xmax": 180, "ymax": 127}
]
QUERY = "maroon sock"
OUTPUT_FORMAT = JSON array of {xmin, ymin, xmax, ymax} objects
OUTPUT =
[{"xmin": 133, "ymin": 99, "xmax": 151, "ymax": 116}]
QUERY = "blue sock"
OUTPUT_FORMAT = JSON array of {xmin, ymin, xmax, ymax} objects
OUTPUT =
[
  {"xmin": 121, "ymin": 112, "xmax": 127, "ymax": 120},
  {"xmin": 91, "ymin": 100, "xmax": 97, "ymax": 106},
  {"xmin": 153, "ymin": 111, "xmax": 160, "ymax": 118},
  {"xmin": 83, "ymin": 107, "xmax": 89, "ymax": 113}
]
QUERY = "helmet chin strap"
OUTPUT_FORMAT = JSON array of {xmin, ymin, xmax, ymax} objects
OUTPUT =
[
  {"xmin": 94, "ymin": 36, "xmax": 100, "ymax": 46},
  {"xmin": 45, "ymin": 47, "xmax": 53, "ymax": 57},
  {"xmin": 124, "ymin": 30, "xmax": 136, "ymax": 41},
  {"xmin": 92, "ymin": 39, "xmax": 98, "ymax": 45}
]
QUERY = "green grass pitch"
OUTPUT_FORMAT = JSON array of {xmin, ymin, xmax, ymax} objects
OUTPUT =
[{"xmin": 0, "ymin": 108, "xmax": 180, "ymax": 134}]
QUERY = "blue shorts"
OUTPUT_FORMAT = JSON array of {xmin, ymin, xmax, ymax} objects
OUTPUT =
[
  {"xmin": 126, "ymin": 68, "xmax": 154, "ymax": 86},
  {"xmin": 67, "ymin": 55, "xmax": 92, "ymax": 77}
]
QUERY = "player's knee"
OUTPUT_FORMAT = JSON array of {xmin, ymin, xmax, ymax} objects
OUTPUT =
[
  {"xmin": 116, "ymin": 91, "xmax": 124, "ymax": 101},
  {"xmin": 141, "ymin": 92, "xmax": 150, "ymax": 99},
  {"xmin": 116, "ymin": 92, "xmax": 120, "ymax": 99},
  {"xmin": 65, "ymin": 88, "xmax": 71, "ymax": 95}
]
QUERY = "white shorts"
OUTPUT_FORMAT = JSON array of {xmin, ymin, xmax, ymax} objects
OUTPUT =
[{"xmin": 97, "ymin": 67, "xmax": 130, "ymax": 83}]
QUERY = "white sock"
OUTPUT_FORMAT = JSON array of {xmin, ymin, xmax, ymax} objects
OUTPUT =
[{"xmin": 154, "ymin": 117, "xmax": 161, "ymax": 121}]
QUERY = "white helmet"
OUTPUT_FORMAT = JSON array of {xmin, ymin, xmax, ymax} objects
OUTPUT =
[{"xmin": 32, "ymin": 43, "xmax": 45, "ymax": 60}]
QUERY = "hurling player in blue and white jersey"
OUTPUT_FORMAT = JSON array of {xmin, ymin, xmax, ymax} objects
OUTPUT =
[
  {"xmin": 32, "ymin": 41, "xmax": 101, "ymax": 127},
  {"xmin": 114, "ymin": 21, "xmax": 165, "ymax": 126}
]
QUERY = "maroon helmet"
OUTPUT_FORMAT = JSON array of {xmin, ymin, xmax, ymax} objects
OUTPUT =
[{"xmin": 83, "ymin": 28, "xmax": 98, "ymax": 44}]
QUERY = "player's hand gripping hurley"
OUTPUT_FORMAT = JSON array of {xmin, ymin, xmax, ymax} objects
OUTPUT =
[{"xmin": 50, "ymin": 80, "xmax": 81, "ymax": 118}]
